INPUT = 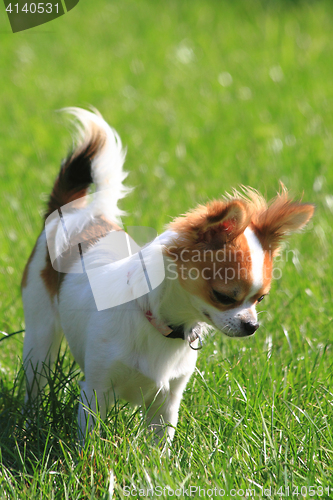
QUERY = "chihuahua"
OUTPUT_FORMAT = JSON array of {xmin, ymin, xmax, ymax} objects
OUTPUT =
[{"xmin": 22, "ymin": 108, "xmax": 314, "ymax": 443}]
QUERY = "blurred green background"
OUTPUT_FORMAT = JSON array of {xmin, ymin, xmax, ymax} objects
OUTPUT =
[
  {"xmin": 1, "ymin": 0, "xmax": 333, "ymax": 494},
  {"xmin": 1, "ymin": 0, "xmax": 332, "ymax": 369}
]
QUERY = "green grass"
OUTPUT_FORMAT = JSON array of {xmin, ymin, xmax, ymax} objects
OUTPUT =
[{"xmin": 0, "ymin": 0, "xmax": 333, "ymax": 497}]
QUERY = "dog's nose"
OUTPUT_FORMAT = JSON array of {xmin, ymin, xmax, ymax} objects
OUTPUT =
[{"xmin": 241, "ymin": 321, "xmax": 259, "ymax": 335}]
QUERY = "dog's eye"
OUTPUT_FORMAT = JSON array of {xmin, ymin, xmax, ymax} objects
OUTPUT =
[
  {"xmin": 257, "ymin": 295, "xmax": 265, "ymax": 303},
  {"xmin": 212, "ymin": 290, "xmax": 237, "ymax": 305}
]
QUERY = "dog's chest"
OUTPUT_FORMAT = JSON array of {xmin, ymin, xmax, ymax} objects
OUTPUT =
[{"xmin": 114, "ymin": 366, "xmax": 158, "ymax": 405}]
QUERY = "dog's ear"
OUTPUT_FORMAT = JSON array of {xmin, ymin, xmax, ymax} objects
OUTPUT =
[
  {"xmin": 197, "ymin": 200, "xmax": 250, "ymax": 247},
  {"xmin": 168, "ymin": 199, "xmax": 250, "ymax": 250},
  {"xmin": 253, "ymin": 192, "xmax": 314, "ymax": 253}
]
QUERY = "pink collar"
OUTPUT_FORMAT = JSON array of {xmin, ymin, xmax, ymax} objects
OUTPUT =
[
  {"xmin": 145, "ymin": 310, "xmax": 173, "ymax": 336},
  {"xmin": 144, "ymin": 310, "xmax": 203, "ymax": 350}
]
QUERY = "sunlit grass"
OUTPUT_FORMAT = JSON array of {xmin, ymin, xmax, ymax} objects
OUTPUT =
[{"xmin": 0, "ymin": 0, "xmax": 333, "ymax": 497}]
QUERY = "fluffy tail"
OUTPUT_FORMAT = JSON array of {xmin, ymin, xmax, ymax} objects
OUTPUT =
[{"xmin": 45, "ymin": 108, "xmax": 130, "ymax": 222}]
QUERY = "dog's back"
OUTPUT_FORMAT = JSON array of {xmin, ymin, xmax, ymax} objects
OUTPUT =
[{"xmin": 22, "ymin": 109, "xmax": 129, "ymax": 401}]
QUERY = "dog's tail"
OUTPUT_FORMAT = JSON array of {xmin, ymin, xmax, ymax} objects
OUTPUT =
[{"xmin": 45, "ymin": 108, "xmax": 130, "ymax": 222}]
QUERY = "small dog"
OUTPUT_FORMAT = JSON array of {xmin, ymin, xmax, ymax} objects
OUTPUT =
[{"xmin": 22, "ymin": 108, "xmax": 314, "ymax": 443}]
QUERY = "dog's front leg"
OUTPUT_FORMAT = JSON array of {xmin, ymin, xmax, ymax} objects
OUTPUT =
[
  {"xmin": 145, "ymin": 374, "xmax": 191, "ymax": 445},
  {"xmin": 77, "ymin": 380, "xmax": 112, "ymax": 443}
]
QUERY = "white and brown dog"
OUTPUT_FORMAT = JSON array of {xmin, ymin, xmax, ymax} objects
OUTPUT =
[{"xmin": 22, "ymin": 109, "xmax": 314, "ymax": 443}]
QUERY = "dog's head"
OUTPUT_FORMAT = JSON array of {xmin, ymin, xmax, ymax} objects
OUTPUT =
[{"xmin": 166, "ymin": 187, "xmax": 314, "ymax": 337}]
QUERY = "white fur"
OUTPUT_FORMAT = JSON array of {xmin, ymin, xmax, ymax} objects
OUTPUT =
[
  {"xmin": 63, "ymin": 107, "xmax": 131, "ymax": 222},
  {"xmin": 244, "ymin": 226, "xmax": 264, "ymax": 296},
  {"xmin": 23, "ymin": 110, "xmax": 200, "ymax": 444},
  {"xmin": 22, "ymin": 232, "xmax": 63, "ymax": 399},
  {"xmin": 22, "ymin": 109, "xmax": 264, "ymax": 444},
  {"xmin": 23, "ymin": 232, "xmax": 198, "ymax": 443}
]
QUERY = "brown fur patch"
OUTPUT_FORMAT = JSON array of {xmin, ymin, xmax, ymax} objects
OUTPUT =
[
  {"xmin": 166, "ymin": 231, "xmax": 256, "ymax": 308},
  {"xmin": 262, "ymin": 251, "xmax": 273, "ymax": 293},
  {"xmin": 220, "ymin": 186, "xmax": 314, "ymax": 253},
  {"xmin": 166, "ymin": 232, "xmax": 273, "ymax": 310},
  {"xmin": 165, "ymin": 186, "xmax": 313, "ymax": 310},
  {"xmin": 21, "ymin": 239, "xmax": 38, "ymax": 289},
  {"xmin": 40, "ymin": 216, "xmax": 122, "ymax": 297},
  {"xmin": 250, "ymin": 188, "xmax": 314, "ymax": 252},
  {"xmin": 39, "ymin": 121, "xmax": 112, "ymax": 297},
  {"xmin": 169, "ymin": 199, "xmax": 251, "ymax": 251},
  {"xmin": 45, "ymin": 124, "xmax": 106, "ymax": 220},
  {"xmin": 40, "ymin": 249, "xmax": 63, "ymax": 297}
]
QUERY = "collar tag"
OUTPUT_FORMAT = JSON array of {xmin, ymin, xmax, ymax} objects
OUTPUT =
[
  {"xmin": 144, "ymin": 310, "xmax": 203, "ymax": 349},
  {"xmin": 189, "ymin": 325, "xmax": 203, "ymax": 350}
]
